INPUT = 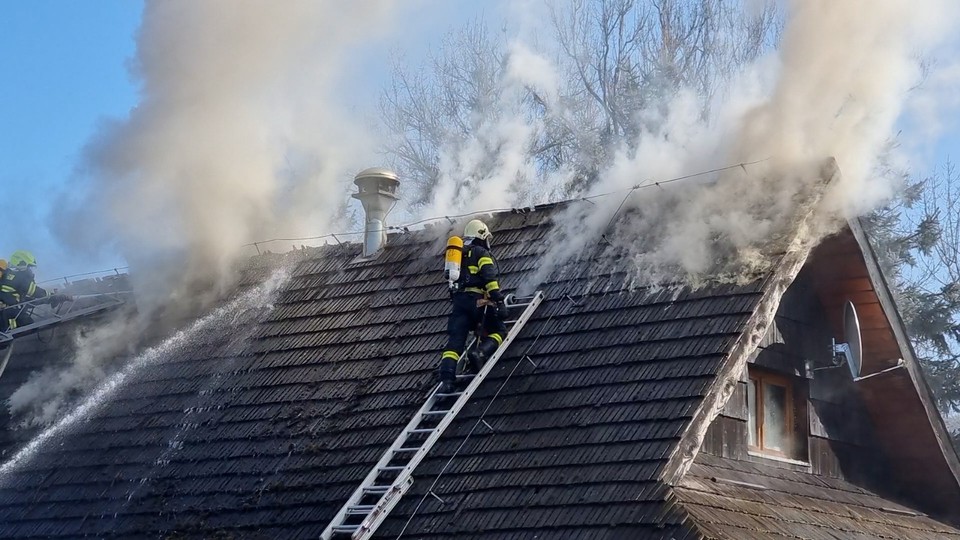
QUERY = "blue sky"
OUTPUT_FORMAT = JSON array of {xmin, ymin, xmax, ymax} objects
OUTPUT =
[
  {"xmin": 1, "ymin": 1, "xmax": 142, "ymax": 282},
  {"xmin": 3, "ymin": 1, "xmax": 958, "ymax": 285}
]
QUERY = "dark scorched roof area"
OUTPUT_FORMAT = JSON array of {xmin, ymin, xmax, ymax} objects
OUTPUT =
[{"xmin": 3, "ymin": 202, "xmax": 933, "ymax": 539}]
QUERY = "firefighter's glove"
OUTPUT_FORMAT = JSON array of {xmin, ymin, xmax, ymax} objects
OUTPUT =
[{"xmin": 496, "ymin": 301, "xmax": 509, "ymax": 320}]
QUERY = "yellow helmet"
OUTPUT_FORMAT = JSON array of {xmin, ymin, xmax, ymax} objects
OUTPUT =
[
  {"xmin": 464, "ymin": 219, "xmax": 492, "ymax": 244},
  {"xmin": 10, "ymin": 250, "xmax": 37, "ymax": 268}
]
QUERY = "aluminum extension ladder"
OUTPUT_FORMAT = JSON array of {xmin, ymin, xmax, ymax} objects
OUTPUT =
[{"xmin": 321, "ymin": 291, "xmax": 545, "ymax": 540}]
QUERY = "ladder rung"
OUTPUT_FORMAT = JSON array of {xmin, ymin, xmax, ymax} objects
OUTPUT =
[
  {"xmin": 379, "ymin": 465, "xmax": 407, "ymax": 471},
  {"xmin": 435, "ymin": 390, "xmax": 462, "ymax": 397},
  {"xmin": 363, "ymin": 485, "xmax": 391, "ymax": 494},
  {"xmin": 394, "ymin": 447, "xmax": 420, "ymax": 453},
  {"xmin": 423, "ymin": 409, "xmax": 451, "ymax": 416},
  {"xmin": 456, "ymin": 374, "xmax": 475, "ymax": 380},
  {"xmin": 346, "ymin": 505, "xmax": 375, "ymax": 514},
  {"xmin": 332, "ymin": 525, "xmax": 359, "ymax": 533},
  {"xmin": 408, "ymin": 428, "xmax": 435, "ymax": 434}
]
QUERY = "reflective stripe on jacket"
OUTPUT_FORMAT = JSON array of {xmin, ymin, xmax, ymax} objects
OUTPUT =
[
  {"xmin": 0, "ymin": 266, "xmax": 47, "ymax": 306},
  {"xmin": 459, "ymin": 241, "xmax": 502, "ymax": 299}
]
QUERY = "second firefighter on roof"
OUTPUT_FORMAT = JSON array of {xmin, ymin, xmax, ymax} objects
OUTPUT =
[
  {"xmin": 437, "ymin": 219, "xmax": 509, "ymax": 394},
  {"xmin": 0, "ymin": 250, "xmax": 72, "ymax": 332}
]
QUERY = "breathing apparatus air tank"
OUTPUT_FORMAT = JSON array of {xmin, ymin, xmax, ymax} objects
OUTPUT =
[{"xmin": 444, "ymin": 236, "xmax": 464, "ymax": 290}]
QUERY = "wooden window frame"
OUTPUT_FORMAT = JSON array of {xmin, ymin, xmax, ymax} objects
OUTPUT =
[{"xmin": 747, "ymin": 370, "xmax": 795, "ymax": 458}]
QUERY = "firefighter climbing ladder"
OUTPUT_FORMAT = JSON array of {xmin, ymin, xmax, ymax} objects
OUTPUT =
[{"xmin": 321, "ymin": 291, "xmax": 545, "ymax": 540}]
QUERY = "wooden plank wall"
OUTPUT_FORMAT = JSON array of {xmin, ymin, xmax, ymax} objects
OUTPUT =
[{"xmin": 701, "ymin": 271, "xmax": 888, "ymax": 485}]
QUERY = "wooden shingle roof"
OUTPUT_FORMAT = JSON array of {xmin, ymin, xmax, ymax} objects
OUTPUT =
[
  {"xmin": 0, "ymin": 199, "xmax": 958, "ymax": 538},
  {"xmin": 0, "ymin": 204, "xmax": 765, "ymax": 538}
]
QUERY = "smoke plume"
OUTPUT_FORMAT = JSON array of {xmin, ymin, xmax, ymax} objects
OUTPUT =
[
  {"xmin": 527, "ymin": 0, "xmax": 960, "ymax": 287},
  {"xmin": 59, "ymin": 0, "xmax": 397, "ymax": 312},
  {"xmin": 423, "ymin": 39, "xmax": 572, "ymax": 217},
  {"xmin": 22, "ymin": 1, "xmax": 398, "ymax": 426}
]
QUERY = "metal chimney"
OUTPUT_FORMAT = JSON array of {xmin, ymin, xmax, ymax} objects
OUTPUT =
[{"xmin": 352, "ymin": 167, "xmax": 400, "ymax": 257}]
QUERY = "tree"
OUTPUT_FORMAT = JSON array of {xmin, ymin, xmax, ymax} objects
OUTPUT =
[
  {"xmin": 549, "ymin": 0, "xmax": 777, "ymax": 191},
  {"xmin": 864, "ymin": 160, "xmax": 960, "ymax": 417},
  {"xmin": 379, "ymin": 21, "xmax": 507, "ymax": 207},
  {"xmin": 380, "ymin": 0, "xmax": 781, "ymax": 207}
]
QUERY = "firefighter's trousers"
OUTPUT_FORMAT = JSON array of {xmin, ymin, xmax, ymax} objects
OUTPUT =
[
  {"xmin": 0, "ymin": 304, "xmax": 31, "ymax": 333},
  {"xmin": 438, "ymin": 292, "xmax": 507, "ymax": 383}
]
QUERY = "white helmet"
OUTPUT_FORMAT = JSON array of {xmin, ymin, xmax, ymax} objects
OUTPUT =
[{"xmin": 464, "ymin": 219, "xmax": 492, "ymax": 245}]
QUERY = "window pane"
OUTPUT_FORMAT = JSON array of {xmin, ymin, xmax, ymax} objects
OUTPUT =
[
  {"xmin": 747, "ymin": 379, "xmax": 757, "ymax": 447},
  {"xmin": 762, "ymin": 382, "xmax": 788, "ymax": 452}
]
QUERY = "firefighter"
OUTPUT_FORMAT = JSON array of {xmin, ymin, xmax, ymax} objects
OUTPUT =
[
  {"xmin": 0, "ymin": 250, "xmax": 70, "ymax": 332},
  {"xmin": 437, "ymin": 219, "xmax": 509, "ymax": 393}
]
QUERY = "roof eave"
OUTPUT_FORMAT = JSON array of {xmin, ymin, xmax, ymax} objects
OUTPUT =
[{"xmin": 847, "ymin": 217, "xmax": 960, "ymax": 488}]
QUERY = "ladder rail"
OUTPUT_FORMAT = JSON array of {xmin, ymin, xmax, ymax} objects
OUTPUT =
[
  {"xmin": 0, "ymin": 342, "xmax": 14, "ymax": 381},
  {"xmin": 319, "ymin": 374, "xmax": 455, "ymax": 538},
  {"xmin": 320, "ymin": 291, "xmax": 544, "ymax": 540},
  {"xmin": 0, "ymin": 296, "xmax": 127, "ymax": 346}
]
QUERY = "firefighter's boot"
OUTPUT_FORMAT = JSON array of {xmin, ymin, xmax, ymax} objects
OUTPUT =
[
  {"xmin": 475, "ymin": 338, "xmax": 500, "ymax": 366},
  {"xmin": 437, "ymin": 356, "xmax": 458, "ymax": 394},
  {"xmin": 466, "ymin": 344, "xmax": 483, "ymax": 374}
]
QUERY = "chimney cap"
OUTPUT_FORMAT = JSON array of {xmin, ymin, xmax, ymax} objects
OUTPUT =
[
  {"xmin": 355, "ymin": 167, "xmax": 399, "ymax": 181},
  {"xmin": 354, "ymin": 167, "xmax": 400, "ymax": 198}
]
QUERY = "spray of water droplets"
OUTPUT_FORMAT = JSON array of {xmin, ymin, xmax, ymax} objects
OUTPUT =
[{"xmin": 0, "ymin": 267, "xmax": 291, "ymax": 479}]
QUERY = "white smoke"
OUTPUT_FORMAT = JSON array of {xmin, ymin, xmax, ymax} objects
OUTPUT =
[
  {"xmin": 732, "ymin": 0, "xmax": 957, "ymax": 217},
  {"xmin": 58, "ymin": 0, "xmax": 398, "ymax": 310},
  {"xmin": 423, "ymin": 39, "xmax": 573, "ymax": 217},
  {"xmin": 21, "ymin": 1, "xmax": 400, "ymax": 427},
  {"xmin": 8, "ymin": 314, "xmax": 138, "ymax": 427},
  {"xmin": 524, "ymin": 0, "xmax": 960, "ymax": 287},
  {"xmin": 903, "ymin": 59, "xmax": 960, "ymax": 165}
]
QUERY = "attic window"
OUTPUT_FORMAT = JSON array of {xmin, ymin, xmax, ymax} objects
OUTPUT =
[{"xmin": 746, "ymin": 369, "xmax": 806, "ymax": 460}]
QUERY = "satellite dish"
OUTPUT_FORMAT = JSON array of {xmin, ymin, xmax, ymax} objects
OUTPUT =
[
  {"xmin": 843, "ymin": 301, "xmax": 863, "ymax": 378},
  {"xmin": 832, "ymin": 300, "xmax": 862, "ymax": 378}
]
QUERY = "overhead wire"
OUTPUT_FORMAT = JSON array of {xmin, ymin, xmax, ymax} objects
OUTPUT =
[
  {"xmin": 37, "ymin": 267, "xmax": 130, "ymax": 286},
  {"xmin": 31, "ymin": 159, "xmax": 767, "ymax": 285},
  {"xmin": 564, "ymin": 157, "xmax": 768, "ymax": 204},
  {"xmin": 245, "ymin": 158, "xmax": 769, "ymax": 252}
]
